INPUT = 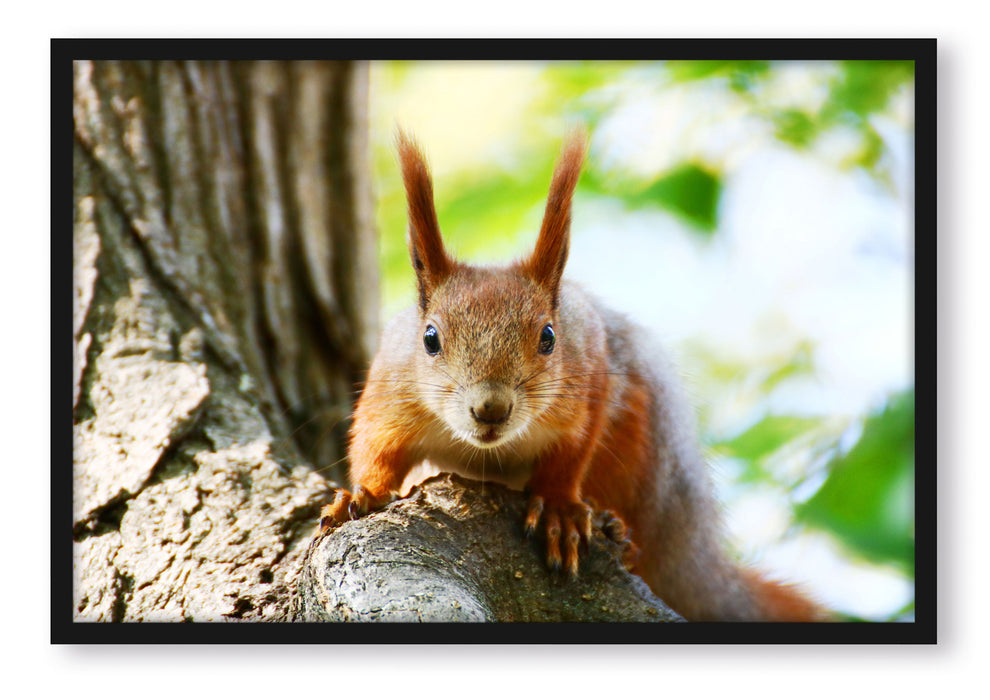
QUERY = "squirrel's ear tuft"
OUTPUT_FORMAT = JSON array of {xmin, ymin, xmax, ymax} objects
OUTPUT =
[
  {"xmin": 524, "ymin": 129, "xmax": 586, "ymax": 308},
  {"xmin": 397, "ymin": 129, "xmax": 453, "ymax": 311}
]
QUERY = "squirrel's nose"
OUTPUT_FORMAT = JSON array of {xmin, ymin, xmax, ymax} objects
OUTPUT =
[{"xmin": 470, "ymin": 398, "xmax": 513, "ymax": 425}]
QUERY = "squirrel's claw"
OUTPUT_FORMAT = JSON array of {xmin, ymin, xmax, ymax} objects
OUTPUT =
[
  {"xmin": 525, "ymin": 495, "xmax": 592, "ymax": 577},
  {"xmin": 524, "ymin": 494, "xmax": 544, "ymax": 537},
  {"xmin": 599, "ymin": 509, "xmax": 638, "ymax": 570},
  {"xmin": 318, "ymin": 486, "xmax": 394, "ymax": 535},
  {"xmin": 319, "ymin": 489, "xmax": 353, "ymax": 533}
]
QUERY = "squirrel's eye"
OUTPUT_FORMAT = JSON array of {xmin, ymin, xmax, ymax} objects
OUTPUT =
[
  {"xmin": 538, "ymin": 324, "xmax": 555, "ymax": 355},
  {"xmin": 423, "ymin": 325, "xmax": 442, "ymax": 355}
]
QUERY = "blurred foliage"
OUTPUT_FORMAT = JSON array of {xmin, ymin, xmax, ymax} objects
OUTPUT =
[
  {"xmin": 581, "ymin": 162, "xmax": 722, "ymax": 234},
  {"xmin": 796, "ymin": 389, "xmax": 915, "ymax": 575},
  {"xmin": 373, "ymin": 59, "xmax": 913, "ymax": 288},
  {"xmin": 717, "ymin": 415, "xmax": 826, "ymax": 471},
  {"xmin": 665, "ymin": 60, "xmax": 913, "ymax": 169},
  {"xmin": 666, "ymin": 60, "xmax": 773, "ymax": 93},
  {"xmin": 369, "ymin": 59, "xmax": 916, "ymax": 619},
  {"xmin": 634, "ymin": 163, "xmax": 722, "ymax": 233}
]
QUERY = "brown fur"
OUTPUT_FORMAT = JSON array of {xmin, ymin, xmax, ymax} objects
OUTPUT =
[
  {"xmin": 320, "ymin": 130, "xmax": 828, "ymax": 622},
  {"xmin": 397, "ymin": 130, "xmax": 453, "ymax": 310},
  {"xmin": 522, "ymin": 129, "xmax": 586, "ymax": 308}
]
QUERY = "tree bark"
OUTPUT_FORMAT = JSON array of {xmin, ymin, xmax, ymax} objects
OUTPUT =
[
  {"xmin": 295, "ymin": 475, "xmax": 682, "ymax": 623},
  {"xmin": 72, "ymin": 60, "xmax": 376, "ymax": 621}
]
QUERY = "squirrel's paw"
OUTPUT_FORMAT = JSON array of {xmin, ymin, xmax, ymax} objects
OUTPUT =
[
  {"xmin": 524, "ymin": 495, "xmax": 592, "ymax": 577},
  {"xmin": 318, "ymin": 486, "xmax": 393, "ymax": 534},
  {"xmin": 598, "ymin": 509, "xmax": 640, "ymax": 571}
]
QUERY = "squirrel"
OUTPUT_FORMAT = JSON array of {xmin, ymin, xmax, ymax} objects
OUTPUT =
[{"xmin": 319, "ymin": 129, "xmax": 828, "ymax": 622}]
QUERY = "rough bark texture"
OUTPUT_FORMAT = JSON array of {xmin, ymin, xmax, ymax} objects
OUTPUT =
[
  {"xmin": 294, "ymin": 475, "xmax": 683, "ymax": 623},
  {"xmin": 72, "ymin": 60, "xmax": 376, "ymax": 621}
]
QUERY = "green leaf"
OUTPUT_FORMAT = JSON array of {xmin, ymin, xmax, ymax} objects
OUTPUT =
[
  {"xmin": 665, "ymin": 60, "xmax": 771, "ymax": 91},
  {"xmin": 795, "ymin": 389, "xmax": 915, "ymax": 574},
  {"xmin": 541, "ymin": 61, "xmax": 641, "ymax": 97},
  {"xmin": 827, "ymin": 61, "xmax": 914, "ymax": 120},
  {"xmin": 715, "ymin": 415, "xmax": 825, "ymax": 464},
  {"xmin": 632, "ymin": 163, "xmax": 722, "ymax": 234},
  {"xmin": 772, "ymin": 109, "xmax": 818, "ymax": 149},
  {"xmin": 841, "ymin": 123, "xmax": 887, "ymax": 174}
]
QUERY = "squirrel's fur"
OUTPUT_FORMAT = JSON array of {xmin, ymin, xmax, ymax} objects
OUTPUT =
[{"xmin": 320, "ymin": 130, "xmax": 828, "ymax": 622}]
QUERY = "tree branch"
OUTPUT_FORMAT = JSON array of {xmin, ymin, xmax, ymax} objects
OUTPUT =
[{"xmin": 295, "ymin": 474, "xmax": 683, "ymax": 623}]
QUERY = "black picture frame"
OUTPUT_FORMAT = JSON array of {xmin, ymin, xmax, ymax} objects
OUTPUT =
[{"xmin": 53, "ymin": 37, "xmax": 936, "ymax": 645}]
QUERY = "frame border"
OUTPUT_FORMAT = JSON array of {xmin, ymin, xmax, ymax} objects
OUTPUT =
[{"xmin": 53, "ymin": 38, "xmax": 936, "ymax": 645}]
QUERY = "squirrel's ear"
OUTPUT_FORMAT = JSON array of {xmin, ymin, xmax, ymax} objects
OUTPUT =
[
  {"xmin": 524, "ymin": 129, "xmax": 586, "ymax": 308},
  {"xmin": 397, "ymin": 130, "xmax": 453, "ymax": 311}
]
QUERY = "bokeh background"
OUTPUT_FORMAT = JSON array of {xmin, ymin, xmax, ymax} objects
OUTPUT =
[{"xmin": 366, "ymin": 60, "xmax": 915, "ymax": 622}]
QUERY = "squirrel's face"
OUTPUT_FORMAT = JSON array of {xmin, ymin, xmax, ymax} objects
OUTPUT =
[
  {"xmin": 416, "ymin": 269, "xmax": 561, "ymax": 449},
  {"xmin": 395, "ymin": 128, "xmax": 587, "ymax": 449}
]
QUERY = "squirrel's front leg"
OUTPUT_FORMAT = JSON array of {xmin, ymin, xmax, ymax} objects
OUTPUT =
[
  {"xmin": 319, "ymin": 441, "xmax": 411, "ymax": 534},
  {"xmin": 523, "ymin": 441, "xmax": 596, "ymax": 577}
]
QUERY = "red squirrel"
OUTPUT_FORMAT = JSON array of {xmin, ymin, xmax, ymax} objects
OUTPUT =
[{"xmin": 319, "ymin": 129, "xmax": 827, "ymax": 622}]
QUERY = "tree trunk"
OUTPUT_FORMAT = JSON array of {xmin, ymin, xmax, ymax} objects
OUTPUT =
[{"xmin": 72, "ymin": 60, "xmax": 377, "ymax": 621}]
